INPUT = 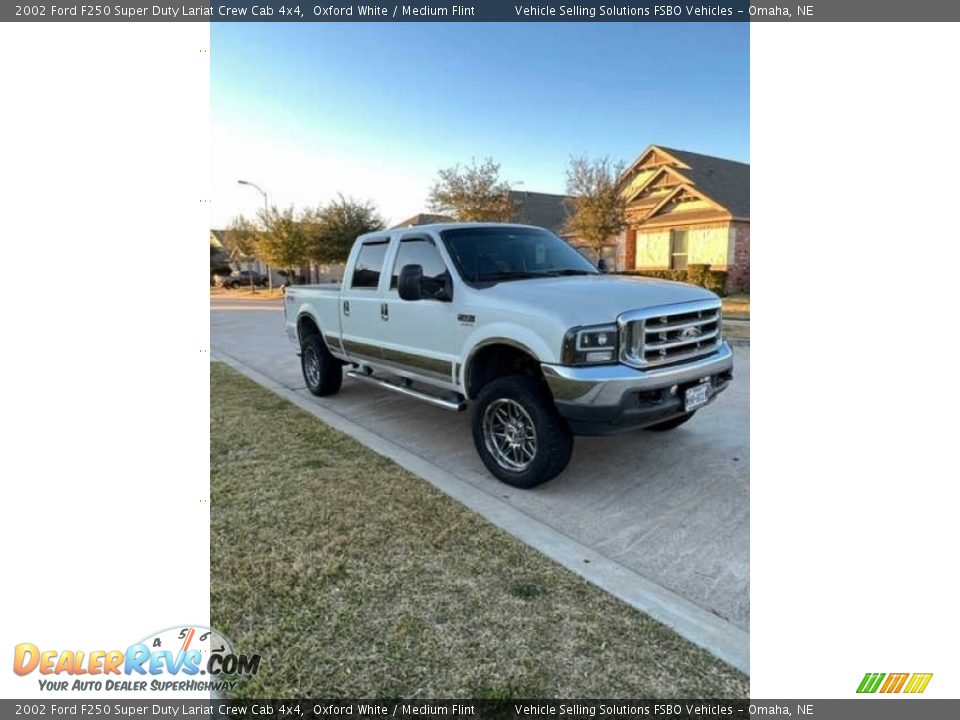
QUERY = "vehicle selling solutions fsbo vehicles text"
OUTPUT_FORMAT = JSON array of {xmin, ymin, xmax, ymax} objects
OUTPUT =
[{"xmin": 514, "ymin": 5, "xmax": 735, "ymax": 17}]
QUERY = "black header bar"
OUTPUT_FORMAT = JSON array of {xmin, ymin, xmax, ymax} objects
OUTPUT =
[{"xmin": 5, "ymin": 1, "xmax": 960, "ymax": 22}]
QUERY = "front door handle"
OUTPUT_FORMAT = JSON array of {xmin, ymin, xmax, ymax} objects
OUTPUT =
[
  {"xmin": 380, "ymin": 302, "xmax": 389, "ymax": 321},
  {"xmin": 343, "ymin": 300, "xmax": 351, "ymax": 316}
]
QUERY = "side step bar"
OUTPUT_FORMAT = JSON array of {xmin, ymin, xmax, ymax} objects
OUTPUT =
[{"xmin": 345, "ymin": 370, "xmax": 466, "ymax": 412}]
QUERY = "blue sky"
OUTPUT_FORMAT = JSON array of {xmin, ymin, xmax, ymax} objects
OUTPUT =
[{"xmin": 212, "ymin": 23, "xmax": 748, "ymax": 227}]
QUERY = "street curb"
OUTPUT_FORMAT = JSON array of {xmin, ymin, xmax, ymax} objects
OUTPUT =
[{"xmin": 211, "ymin": 349, "xmax": 750, "ymax": 675}]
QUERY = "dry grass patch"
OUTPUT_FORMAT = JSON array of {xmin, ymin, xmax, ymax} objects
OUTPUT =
[
  {"xmin": 211, "ymin": 363, "xmax": 748, "ymax": 699},
  {"xmin": 722, "ymin": 294, "xmax": 749, "ymax": 320}
]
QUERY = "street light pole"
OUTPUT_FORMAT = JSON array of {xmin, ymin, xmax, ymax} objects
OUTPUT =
[{"xmin": 238, "ymin": 179, "xmax": 272, "ymax": 293}]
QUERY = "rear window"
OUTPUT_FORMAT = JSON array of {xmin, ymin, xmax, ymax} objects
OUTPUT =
[{"xmin": 351, "ymin": 240, "xmax": 389, "ymax": 290}]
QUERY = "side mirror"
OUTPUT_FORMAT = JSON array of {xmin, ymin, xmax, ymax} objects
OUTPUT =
[{"xmin": 398, "ymin": 264, "xmax": 424, "ymax": 301}]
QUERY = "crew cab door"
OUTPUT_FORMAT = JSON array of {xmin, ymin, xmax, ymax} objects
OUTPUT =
[
  {"xmin": 379, "ymin": 232, "xmax": 464, "ymax": 390},
  {"xmin": 339, "ymin": 235, "xmax": 391, "ymax": 365}
]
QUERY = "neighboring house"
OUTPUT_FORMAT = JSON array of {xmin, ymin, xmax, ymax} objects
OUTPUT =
[
  {"xmin": 391, "ymin": 213, "xmax": 455, "ymax": 228},
  {"xmin": 209, "ymin": 228, "xmax": 288, "ymax": 284},
  {"xmin": 508, "ymin": 191, "xmax": 573, "ymax": 235},
  {"xmin": 617, "ymin": 145, "xmax": 750, "ymax": 291},
  {"xmin": 393, "ymin": 192, "xmax": 574, "ymax": 235}
]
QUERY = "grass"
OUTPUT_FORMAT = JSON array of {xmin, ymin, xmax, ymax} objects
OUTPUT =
[
  {"xmin": 210, "ymin": 363, "xmax": 748, "ymax": 699},
  {"xmin": 722, "ymin": 294, "xmax": 749, "ymax": 320},
  {"xmin": 210, "ymin": 286, "xmax": 286, "ymax": 299}
]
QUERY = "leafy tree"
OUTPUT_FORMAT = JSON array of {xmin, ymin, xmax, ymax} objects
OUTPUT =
[
  {"xmin": 563, "ymin": 156, "xmax": 628, "ymax": 263},
  {"xmin": 221, "ymin": 215, "xmax": 258, "ymax": 263},
  {"xmin": 305, "ymin": 195, "xmax": 385, "ymax": 264},
  {"xmin": 255, "ymin": 205, "xmax": 311, "ymax": 277},
  {"xmin": 427, "ymin": 157, "xmax": 517, "ymax": 222}
]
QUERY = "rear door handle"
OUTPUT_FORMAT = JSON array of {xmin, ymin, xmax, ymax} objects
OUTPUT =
[
  {"xmin": 343, "ymin": 300, "xmax": 350, "ymax": 316},
  {"xmin": 380, "ymin": 302, "xmax": 389, "ymax": 321}
]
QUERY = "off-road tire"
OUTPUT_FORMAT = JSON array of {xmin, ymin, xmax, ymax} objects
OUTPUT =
[
  {"xmin": 471, "ymin": 374, "xmax": 573, "ymax": 488},
  {"xmin": 645, "ymin": 411, "xmax": 695, "ymax": 432},
  {"xmin": 301, "ymin": 334, "xmax": 342, "ymax": 397}
]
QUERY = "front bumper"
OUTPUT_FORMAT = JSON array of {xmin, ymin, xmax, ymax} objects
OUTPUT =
[{"xmin": 542, "ymin": 341, "xmax": 734, "ymax": 435}]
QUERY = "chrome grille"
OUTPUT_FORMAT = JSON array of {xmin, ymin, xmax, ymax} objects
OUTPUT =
[{"xmin": 619, "ymin": 300, "xmax": 723, "ymax": 368}]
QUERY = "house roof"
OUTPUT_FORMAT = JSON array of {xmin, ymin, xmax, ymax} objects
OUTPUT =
[
  {"xmin": 391, "ymin": 213, "xmax": 455, "ymax": 229},
  {"xmin": 508, "ymin": 191, "xmax": 573, "ymax": 235},
  {"xmin": 653, "ymin": 146, "xmax": 750, "ymax": 219}
]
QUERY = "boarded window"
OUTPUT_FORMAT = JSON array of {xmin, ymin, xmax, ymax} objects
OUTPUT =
[
  {"xmin": 351, "ymin": 240, "xmax": 389, "ymax": 289},
  {"xmin": 670, "ymin": 230, "xmax": 689, "ymax": 270}
]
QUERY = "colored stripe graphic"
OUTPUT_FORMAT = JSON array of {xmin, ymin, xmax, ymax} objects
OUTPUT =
[
  {"xmin": 857, "ymin": 673, "xmax": 885, "ymax": 693},
  {"xmin": 857, "ymin": 672, "xmax": 933, "ymax": 694},
  {"xmin": 904, "ymin": 673, "xmax": 933, "ymax": 694},
  {"xmin": 880, "ymin": 673, "xmax": 909, "ymax": 693}
]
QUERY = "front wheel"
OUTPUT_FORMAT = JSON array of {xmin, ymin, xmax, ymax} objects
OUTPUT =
[
  {"xmin": 301, "ymin": 334, "xmax": 342, "ymax": 396},
  {"xmin": 471, "ymin": 375, "xmax": 573, "ymax": 489}
]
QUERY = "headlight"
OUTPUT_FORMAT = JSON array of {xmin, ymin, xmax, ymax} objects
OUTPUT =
[{"xmin": 561, "ymin": 324, "xmax": 618, "ymax": 365}]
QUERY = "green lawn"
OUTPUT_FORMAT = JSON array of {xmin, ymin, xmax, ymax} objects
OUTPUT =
[{"xmin": 210, "ymin": 363, "xmax": 748, "ymax": 699}]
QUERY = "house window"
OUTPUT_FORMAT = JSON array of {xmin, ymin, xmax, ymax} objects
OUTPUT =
[{"xmin": 670, "ymin": 229, "xmax": 689, "ymax": 270}]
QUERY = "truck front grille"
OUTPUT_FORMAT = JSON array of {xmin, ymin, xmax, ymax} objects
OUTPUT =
[{"xmin": 620, "ymin": 300, "xmax": 723, "ymax": 368}]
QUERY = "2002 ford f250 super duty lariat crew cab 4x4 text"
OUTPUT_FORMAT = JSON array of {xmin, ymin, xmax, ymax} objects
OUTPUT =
[{"xmin": 285, "ymin": 223, "xmax": 733, "ymax": 488}]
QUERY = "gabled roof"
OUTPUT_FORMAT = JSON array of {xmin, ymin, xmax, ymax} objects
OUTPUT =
[
  {"xmin": 621, "ymin": 145, "xmax": 750, "ymax": 220},
  {"xmin": 654, "ymin": 146, "xmax": 750, "ymax": 219},
  {"xmin": 508, "ymin": 190, "xmax": 573, "ymax": 235}
]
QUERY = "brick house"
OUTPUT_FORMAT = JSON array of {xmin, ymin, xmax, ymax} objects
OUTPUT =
[{"xmin": 617, "ymin": 145, "xmax": 750, "ymax": 291}]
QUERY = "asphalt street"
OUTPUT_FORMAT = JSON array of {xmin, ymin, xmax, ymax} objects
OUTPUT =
[{"xmin": 211, "ymin": 294, "xmax": 750, "ymax": 632}]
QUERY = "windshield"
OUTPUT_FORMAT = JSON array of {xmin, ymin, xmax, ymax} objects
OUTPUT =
[{"xmin": 440, "ymin": 226, "xmax": 598, "ymax": 284}]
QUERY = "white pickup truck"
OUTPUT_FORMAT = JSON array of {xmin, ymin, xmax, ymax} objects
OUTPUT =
[{"xmin": 284, "ymin": 223, "xmax": 733, "ymax": 488}]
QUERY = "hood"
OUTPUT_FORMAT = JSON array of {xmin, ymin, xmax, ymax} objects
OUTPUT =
[{"xmin": 476, "ymin": 274, "xmax": 718, "ymax": 327}]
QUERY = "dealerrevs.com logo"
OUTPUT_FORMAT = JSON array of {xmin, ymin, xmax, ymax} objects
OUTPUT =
[
  {"xmin": 13, "ymin": 625, "xmax": 261, "ymax": 693},
  {"xmin": 857, "ymin": 672, "xmax": 933, "ymax": 694}
]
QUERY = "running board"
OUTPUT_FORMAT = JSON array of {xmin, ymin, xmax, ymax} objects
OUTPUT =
[{"xmin": 345, "ymin": 370, "xmax": 466, "ymax": 412}]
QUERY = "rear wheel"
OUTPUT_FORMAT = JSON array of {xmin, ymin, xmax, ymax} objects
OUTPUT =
[
  {"xmin": 301, "ymin": 334, "xmax": 342, "ymax": 396},
  {"xmin": 471, "ymin": 375, "xmax": 573, "ymax": 488},
  {"xmin": 645, "ymin": 411, "xmax": 695, "ymax": 432}
]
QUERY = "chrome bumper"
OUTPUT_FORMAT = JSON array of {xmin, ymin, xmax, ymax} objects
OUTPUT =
[{"xmin": 542, "ymin": 341, "xmax": 734, "ymax": 408}]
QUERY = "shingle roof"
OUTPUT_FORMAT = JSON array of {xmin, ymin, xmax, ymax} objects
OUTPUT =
[
  {"xmin": 508, "ymin": 191, "xmax": 574, "ymax": 235},
  {"xmin": 391, "ymin": 213, "xmax": 455, "ymax": 229},
  {"xmin": 656, "ymin": 147, "xmax": 750, "ymax": 219}
]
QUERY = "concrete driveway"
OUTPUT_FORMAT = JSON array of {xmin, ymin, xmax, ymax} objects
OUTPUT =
[{"xmin": 211, "ymin": 295, "xmax": 749, "ymax": 634}]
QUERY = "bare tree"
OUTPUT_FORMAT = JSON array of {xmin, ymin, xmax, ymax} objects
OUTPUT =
[
  {"xmin": 428, "ymin": 157, "xmax": 517, "ymax": 222},
  {"xmin": 563, "ymin": 156, "xmax": 628, "ymax": 266}
]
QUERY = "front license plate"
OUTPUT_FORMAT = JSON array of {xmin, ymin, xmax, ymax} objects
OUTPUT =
[{"xmin": 684, "ymin": 382, "xmax": 711, "ymax": 411}]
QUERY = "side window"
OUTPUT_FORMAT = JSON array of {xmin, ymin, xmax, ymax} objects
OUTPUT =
[
  {"xmin": 351, "ymin": 240, "xmax": 389, "ymax": 290},
  {"xmin": 390, "ymin": 237, "xmax": 448, "ymax": 291}
]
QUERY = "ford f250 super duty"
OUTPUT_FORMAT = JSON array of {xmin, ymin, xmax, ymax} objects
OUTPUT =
[{"xmin": 284, "ymin": 223, "xmax": 733, "ymax": 488}]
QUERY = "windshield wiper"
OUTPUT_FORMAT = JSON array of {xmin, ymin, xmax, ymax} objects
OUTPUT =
[
  {"xmin": 478, "ymin": 269, "xmax": 597, "ymax": 283},
  {"xmin": 542, "ymin": 269, "xmax": 596, "ymax": 276},
  {"xmin": 479, "ymin": 271, "xmax": 551, "ymax": 281}
]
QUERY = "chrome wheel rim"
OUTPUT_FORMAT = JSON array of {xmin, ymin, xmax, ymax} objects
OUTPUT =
[
  {"xmin": 303, "ymin": 347, "xmax": 321, "ymax": 387},
  {"xmin": 482, "ymin": 399, "xmax": 538, "ymax": 472}
]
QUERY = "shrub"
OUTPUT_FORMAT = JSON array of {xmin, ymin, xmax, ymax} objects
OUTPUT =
[
  {"xmin": 685, "ymin": 264, "xmax": 710, "ymax": 287},
  {"xmin": 617, "ymin": 269, "xmax": 687, "ymax": 282},
  {"xmin": 617, "ymin": 265, "xmax": 728, "ymax": 296},
  {"xmin": 705, "ymin": 270, "xmax": 728, "ymax": 296}
]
